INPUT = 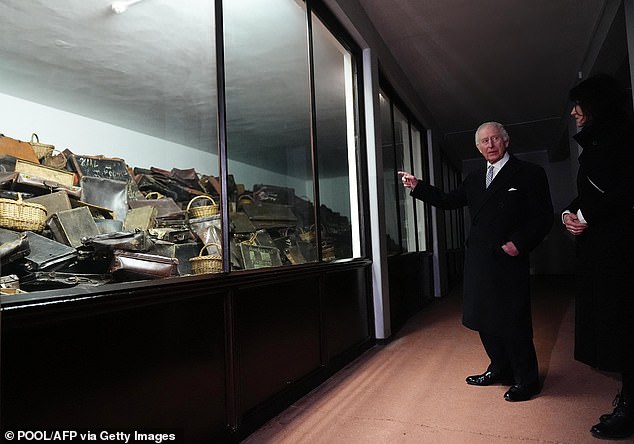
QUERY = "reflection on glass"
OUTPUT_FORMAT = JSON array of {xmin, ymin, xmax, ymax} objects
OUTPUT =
[
  {"xmin": 442, "ymin": 161, "xmax": 454, "ymax": 249},
  {"xmin": 411, "ymin": 127, "xmax": 428, "ymax": 251},
  {"xmin": 448, "ymin": 167, "xmax": 463, "ymax": 249},
  {"xmin": 224, "ymin": 0, "xmax": 316, "ymax": 270},
  {"xmin": 312, "ymin": 13, "xmax": 360, "ymax": 261},
  {"xmin": 0, "ymin": 2, "xmax": 219, "ymax": 290},
  {"xmin": 380, "ymin": 89, "xmax": 429, "ymax": 255},
  {"xmin": 379, "ymin": 92, "xmax": 400, "ymax": 255},
  {"xmin": 223, "ymin": 2, "xmax": 360, "ymax": 270},
  {"xmin": 394, "ymin": 107, "xmax": 415, "ymax": 252}
]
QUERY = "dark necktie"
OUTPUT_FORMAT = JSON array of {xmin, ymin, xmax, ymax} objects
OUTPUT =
[{"xmin": 486, "ymin": 165, "xmax": 494, "ymax": 189}]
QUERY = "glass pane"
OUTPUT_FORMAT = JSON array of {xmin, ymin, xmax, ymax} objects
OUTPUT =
[
  {"xmin": 394, "ymin": 107, "xmax": 415, "ymax": 252},
  {"xmin": 453, "ymin": 170, "xmax": 462, "ymax": 248},
  {"xmin": 379, "ymin": 92, "xmax": 400, "ymax": 255},
  {"xmin": 411, "ymin": 126, "xmax": 428, "ymax": 251},
  {"xmin": 224, "ymin": 0, "xmax": 315, "ymax": 270},
  {"xmin": 312, "ymin": 13, "xmax": 360, "ymax": 261},
  {"xmin": 442, "ymin": 161, "xmax": 454, "ymax": 249},
  {"xmin": 0, "ymin": 2, "xmax": 218, "ymax": 289}
]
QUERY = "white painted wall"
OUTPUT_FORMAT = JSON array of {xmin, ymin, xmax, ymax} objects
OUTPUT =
[
  {"xmin": 0, "ymin": 92, "xmax": 214, "ymax": 174},
  {"xmin": 0, "ymin": 92, "xmax": 312, "ymax": 196}
]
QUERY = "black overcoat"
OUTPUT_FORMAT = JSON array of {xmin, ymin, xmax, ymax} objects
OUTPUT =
[
  {"xmin": 564, "ymin": 121, "xmax": 634, "ymax": 372},
  {"xmin": 412, "ymin": 155, "xmax": 553, "ymax": 338}
]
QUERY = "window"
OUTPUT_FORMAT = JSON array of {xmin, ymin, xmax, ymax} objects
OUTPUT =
[
  {"xmin": 410, "ymin": 127, "xmax": 428, "ymax": 251},
  {"xmin": 379, "ymin": 92, "xmax": 399, "ymax": 255},
  {"xmin": 439, "ymin": 155, "xmax": 465, "ymax": 281},
  {"xmin": 223, "ymin": 0, "xmax": 361, "ymax": 270},
  {"xmin": 378, "ymin": 88, "xmax": 430, "ymax": 255},
  {"xmin": 440, "ymin": 157, "xmax": 464, "ymax": 251},
  {"xmin": 0, "ymin": 0, "xmax": 363, "ymax": 294},
  {"xmin": 394, "ymin": 107, "xmax": 415, "ymax": 252},
  {"xmin": 312, "ymin": 12, "xmax": 361, "ymax": 260},
  {"xmin": 0, "ymin": 1, "xmax": 218, "ymax": 289}
]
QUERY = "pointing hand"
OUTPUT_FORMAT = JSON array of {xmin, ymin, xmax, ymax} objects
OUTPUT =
[{"xmin": 398, "ymin": 171, "xmax": 419, "ymax": 189}]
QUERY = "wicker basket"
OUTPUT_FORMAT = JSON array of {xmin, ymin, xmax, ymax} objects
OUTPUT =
[
  {"xmin": 187, "ymin": 195, "xmax": 219, "ymax": 219},
  {"xmin": 42, "ymin": 149, "xmax": 67, "ymax": 169},
  {"xmin": 299, "ymin": 225, "xmax": 315, "ymax": 242},
  {"xmin": 238, "ymin": 193, "xmax": 255, "ymax": 207},
  {"xmin": 30, "ymin": 133, "xmax": 55, "ymax": 160},
  {"xmin": 0, "ymin": 193, "xmax": 47, "ymax": 232},
  {"xmin": 322, "ymin": 241, "xmax": 336, "ymax": 262},
  {"xmin": 145, "ymin": 191, "xmax": 165, "ymax": 200},
  {"xmin": 300, "ymin": 224, "xmax": 325, "ymax": 243},
  {"xmin": 189, "ymin": 243, "xmax": 223, "ymax": 275}
]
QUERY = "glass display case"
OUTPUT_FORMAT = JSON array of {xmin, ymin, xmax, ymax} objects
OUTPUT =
[
  {"xmin": 0, "ymin": 0, "xmax": 362, "ymax": 294},
  {"xmin": 0, "ymin": 2, "xmax": 374, "ymax": 441},
  {"xmin": 224, "ymin": 0, "xmax": 360, "ymax": 271}
]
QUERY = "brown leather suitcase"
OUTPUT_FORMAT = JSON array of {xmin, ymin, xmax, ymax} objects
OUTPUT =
[
  {"xmin": 20, "ymin": 271, "xmax": 113, "ymax": 291},
  {"xmin": 19, "ymin": 231, "xmax": 78, "ymax": 272},
  {"xmin": 123, "ymin": 206, "xmax": 157, "ymax": 231},
  {"xmin": 26, "ymin": 191, "xmax": 72, "ymax": 220},
  {"xmin": 0, "ymin": 232, "xmax": 30, "ymax": 266},
  {"xmin": 80, "ymin": 176, "xmax": 128, "ymax": 221},
  {"xmin": 14, "ymin": 159, "xmax": 75, "ymax": 187},
  {"xmin": 242, "ymin": 203, "xmax": 298, "ymax": 229},
  {"xmin": 0, "ymin": 134, "xmax": 39, "ymax": 163},
  {"xmin": 47, "ymin": 206, "xmax": 100, "ymax": 248},
  {"xmin": 151, "ymin": 240, "xmax": 201, "ymax": 275},
  {"xmin": 109, "ymin": 250, "xmax": 179, "ymax": 279},
  {"xmin": 82, "ymin": 230, "xmax": 154, "ymax": 253},
  {"xmin": 129, "ymin": 196, "xmax": 182, "ymax": 218},
  {"xmin": 239, "ymin": 243, "xmax": 282, "ymax": 269}
]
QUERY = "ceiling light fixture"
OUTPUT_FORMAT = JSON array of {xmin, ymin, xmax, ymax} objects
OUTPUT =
[{"xmin": 111, "ymin": 0, "xmax": 143, "ymax": 14}]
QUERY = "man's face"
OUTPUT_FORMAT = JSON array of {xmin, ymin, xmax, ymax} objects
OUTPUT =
[{"xmin": 476, "ymin": 125, "xmax": 508, "ymax": 163}]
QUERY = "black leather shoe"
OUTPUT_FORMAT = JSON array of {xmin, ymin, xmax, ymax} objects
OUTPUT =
[
  {"xmin": 599, "ymin": 413, "xmax": 612, "ymax": 423},
  {"xmin": 504, "ymin": 382, "xmax": 540, "ymax": 402},
  {"xmin": 592, "ymin": 394, "xmax": 634, "ymax": 439},
  {"xmin": 599, "ymin": 393, "xmax": 626, "ymax": 424},
  {"xmin": 465, "ymin": 371, "xmax": 513, "ymax": 386},
  {"xmin": 591, "ymin": 416, "xmax": 634, "ymax": 439}
]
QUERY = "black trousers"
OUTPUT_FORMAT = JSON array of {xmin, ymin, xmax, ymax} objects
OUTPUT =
[{"xmin": 479, "ymin": 331, "xmax": 539, "ymax": 385}]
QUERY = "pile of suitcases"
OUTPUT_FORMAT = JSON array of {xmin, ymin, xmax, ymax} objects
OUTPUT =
[{"xmin": 0, "ymin": 132, "xmax": 350, "ymax": 294}]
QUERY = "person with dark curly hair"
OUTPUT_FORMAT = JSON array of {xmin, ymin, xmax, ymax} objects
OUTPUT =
[{"xmin": 563, "ymin": 73, "xmax": 634, "ymax": 440}]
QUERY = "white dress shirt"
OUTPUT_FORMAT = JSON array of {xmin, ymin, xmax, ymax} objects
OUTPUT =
[{"xmin": 486, "ymin": 152, "xmax": 510, "ymax": 182}]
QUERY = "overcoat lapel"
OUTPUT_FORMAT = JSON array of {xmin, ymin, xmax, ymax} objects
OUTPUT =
[{"xmin": 470, "ymin": 156, "xmax": 519, "ymax": 220}]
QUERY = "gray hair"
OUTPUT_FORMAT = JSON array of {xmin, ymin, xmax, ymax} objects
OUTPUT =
[{"xmin": 475, "ymin": 121, "xmax": 509, "ymax": 145}]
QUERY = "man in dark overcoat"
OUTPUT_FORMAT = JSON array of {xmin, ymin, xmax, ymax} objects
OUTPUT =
[{"xmin": 399, "ymin": 121, "xmax": 553, "ymax": 402}]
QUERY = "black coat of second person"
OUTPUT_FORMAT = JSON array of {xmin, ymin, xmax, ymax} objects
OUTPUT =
[
  {"xmin": 412, "ymin": 155, "xmax": 553, "ymax": 338},
  {"xmin": 564, "ymin": 120, "xmax": 634, "ymax": 372}
]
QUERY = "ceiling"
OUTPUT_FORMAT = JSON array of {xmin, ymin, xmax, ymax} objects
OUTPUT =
[
  {"xmin": 0, "ymin": 0, "xmax": 217, "ymax": 154},
  {"xmin": 356, "ymin": 0, "xmax": 631, "ymax": 163},
  {"xmin": 0, "ymin": 0, "xmax": 631, "ymax": 177},
  {"xmin": 0, "ymin": 0, "xmax": 353, "ymax": 179}
]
